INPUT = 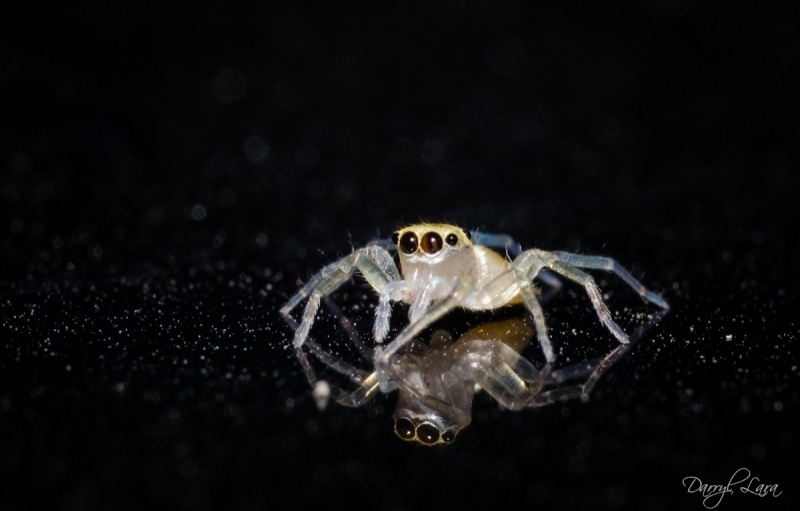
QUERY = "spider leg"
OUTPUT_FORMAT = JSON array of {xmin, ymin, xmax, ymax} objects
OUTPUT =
[
  {"xmin": 288, "ymin": 299, "xmax": 402, "ymax": 411},
  {"xmin": 529, "ymin": 342, "xmax": 632, "ymax": 406},
  {"xmin": 332, "ymin": 371, "xmax": 383, "ymax": 408},
  {"xmin": 463, "ymin": 262, "xmax": 557, "ymax": 369},
  {"xmin": 452, "ymin": 337, "xmax": 628, "ymax": 411},
  {"xmin": 470, "ymin": 230, "xmax": 522, "ymax": 258},
  {"xmin": 530, "ymin": 300, "xmax": 669, "ymax": 407},
  {"xmin": 375, "ymin": 269, "xmax": 558, "ymax": 405},
  {"xmin": 455, "ymin": 340, "xmax": 546, "ymax": 411},
  {"xmin": 516, "ymin": 275, "xmax": 556, "ymax": 365},
  {"xmin": 282, "ymin": 310, "xmax": 368, "ymax": 385},
  {"xmin": 552, "ymin": 252, "xmax": 669, "ymax": 309},
  {"xmin": 546, "ymin": 257, "xmax": 630, "ymax": 344},
  {"xmin": 471, "ymin": 230, "xmax": 562, "ymax": 300},
  {"xmin": 280, "ymin": 246, "xmax": 400, "ymax": 349},
  {"xmin": 280, "ymin": 246, "xmax": 401, "ymax": 404},
  {"xmin": 377, "ymin": 276, "xmax": 474, "ymax": 365},
  {"xmin": 284, "ymin": 307, "xmax": 381, "ymax": 413},
  {"xmin": 407, "ymin": 276, "xmax": 445, "ymax": 324},
  {"xmin": 545, "ymin": 360, "xmax": 597, "ymax": 385},
  {"xmin": 280, "ymin": 255, "xmax": 356, "ymax": 349},
  {"xmin": 321, "ymin": 296, "xmax": 372, "ymax": 361},
  {"xmin": 366, "ymin": 236, "xmax": 395, "ymax": 250},
  {"xmin": 304, "ymin": 336, "xmax": 371, "ymax": 383},
  {"xmin": 452, "ymin": 333, "xmax": 599, "ymax": 412},
  {"xmin": 473, "ymin": 305, "xmax": 666, "ymax": 410},
  {"xmin": 375, "ymin": 280, "xmax": 407, "ymax": 343},
  {"xmin": 528, "ymin": 386, "xmax": 587, "ymax": 406}
]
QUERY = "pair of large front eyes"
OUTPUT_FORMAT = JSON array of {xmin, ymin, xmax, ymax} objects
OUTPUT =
[
  {"xmin": 394, "ymin": 417, "xmax": 456, "ymax": 445},
  {"xmin": 391, "ymin": 231, "xmax": 459, "ymax": 255}
]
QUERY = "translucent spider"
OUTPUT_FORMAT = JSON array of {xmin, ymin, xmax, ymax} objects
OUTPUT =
[{"xmin": 281, "ymin": 223, "xmax": 669, "ymax": 443}]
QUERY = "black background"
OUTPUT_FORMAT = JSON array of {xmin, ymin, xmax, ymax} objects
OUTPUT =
[{"xmin": 2, "ymin": 2, "xmax": 798, "ymax": 510}]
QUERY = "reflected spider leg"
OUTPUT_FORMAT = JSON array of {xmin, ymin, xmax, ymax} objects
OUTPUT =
[
  {"xmin": 528, "ymin": 342, "xmax": 632, "ymax": 407},
  {"xmin": 289, "ymin": 282, "xmax": 417, "ymax": 409},
  {"xmin": 321, "ymin": 296, "xmax": 372, "ymax": 362},
  {"xmin": 280, "ymin": 246, "xmax": 402, "ymax": 349},
  {"xmin": 282, "ymin": 310, "xmax": 369, "ymax": 387},
  {"xmin": 530, "ymin": 305, "xmax": 669, "ymax": 406},
  {"xmin": 468, "ymin": 305, "xmax": 669, "ymax": 410},
  {"xmin": 284, "ymin": 308, "xmax": 382, "ymax": 411}
]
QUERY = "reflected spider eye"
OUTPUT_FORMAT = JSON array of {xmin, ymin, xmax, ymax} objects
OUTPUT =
[
  {"xmin": 416, "ymin": 422, "xmax": 441, "ymax": 444},
  {"xmin": 394, "ymin": 418, "xmax": 416, "ymax": 440},
  {"xmin": 441, "ymin": 429, "xmax": 456, "ymax": 443},
  {"xmin": 445, "ymin": 233, "xmax": 458, "ymax": 246},
  {"xmin": 398, "ymin": 232, "xmax": 419, "ymax": 254},
  {"xmin": 420, "ymin": 232, "xmax": 443, "ymax": 255}
]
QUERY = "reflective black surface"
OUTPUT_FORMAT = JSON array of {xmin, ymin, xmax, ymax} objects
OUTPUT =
[{"xmin": 3, "ymin": 3, "xmax": 798, "ymax": 510}]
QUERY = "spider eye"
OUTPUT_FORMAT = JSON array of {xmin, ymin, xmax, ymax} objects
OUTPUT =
[
  {"xmin": 441, "ymin": 429, "xmax": 456, "ymax": 443},
  {"xmin": 391, "ymin": 232, "xmax": 399, "ymax": 246},
  {"xmin": 463, "ymin": 228, "xmax": 471, "ymax": 241},
  {"xmin": 445, "ymin": 233, "xmax": 458, "ymax": 246},
  {"xmin": 394, "ymin": 417, "xmax": 416, "ymax": 440},
  {"xmin": 420, "ymin": 232, "xmax": 443, "ymax": 255},
  {"xmin": 416, "ymin": 422, "xmax": 441, "ymax": 444},
  {"xmin": 398, "ymin": 232, "xmax": 419, "ymax": 254}
]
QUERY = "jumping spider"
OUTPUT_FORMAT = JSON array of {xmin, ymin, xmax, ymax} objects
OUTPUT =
[{"xmin": 281, "ymin": 223, "xmax": 668, "ymax": 445}]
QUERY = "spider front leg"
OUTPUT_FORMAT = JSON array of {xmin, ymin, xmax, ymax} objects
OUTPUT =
[
  {"xmin": 377, "ymin": 276, "xmax": 475, "ymax": 366},
  {"xmin": 280, "ymin": 246, "xmax": 400, "ymax": 349}
]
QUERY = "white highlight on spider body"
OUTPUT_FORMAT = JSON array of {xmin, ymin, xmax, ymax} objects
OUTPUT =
[{"xmin": 280, "ymin": 223, "xmax": 669, "ymax": 445}]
